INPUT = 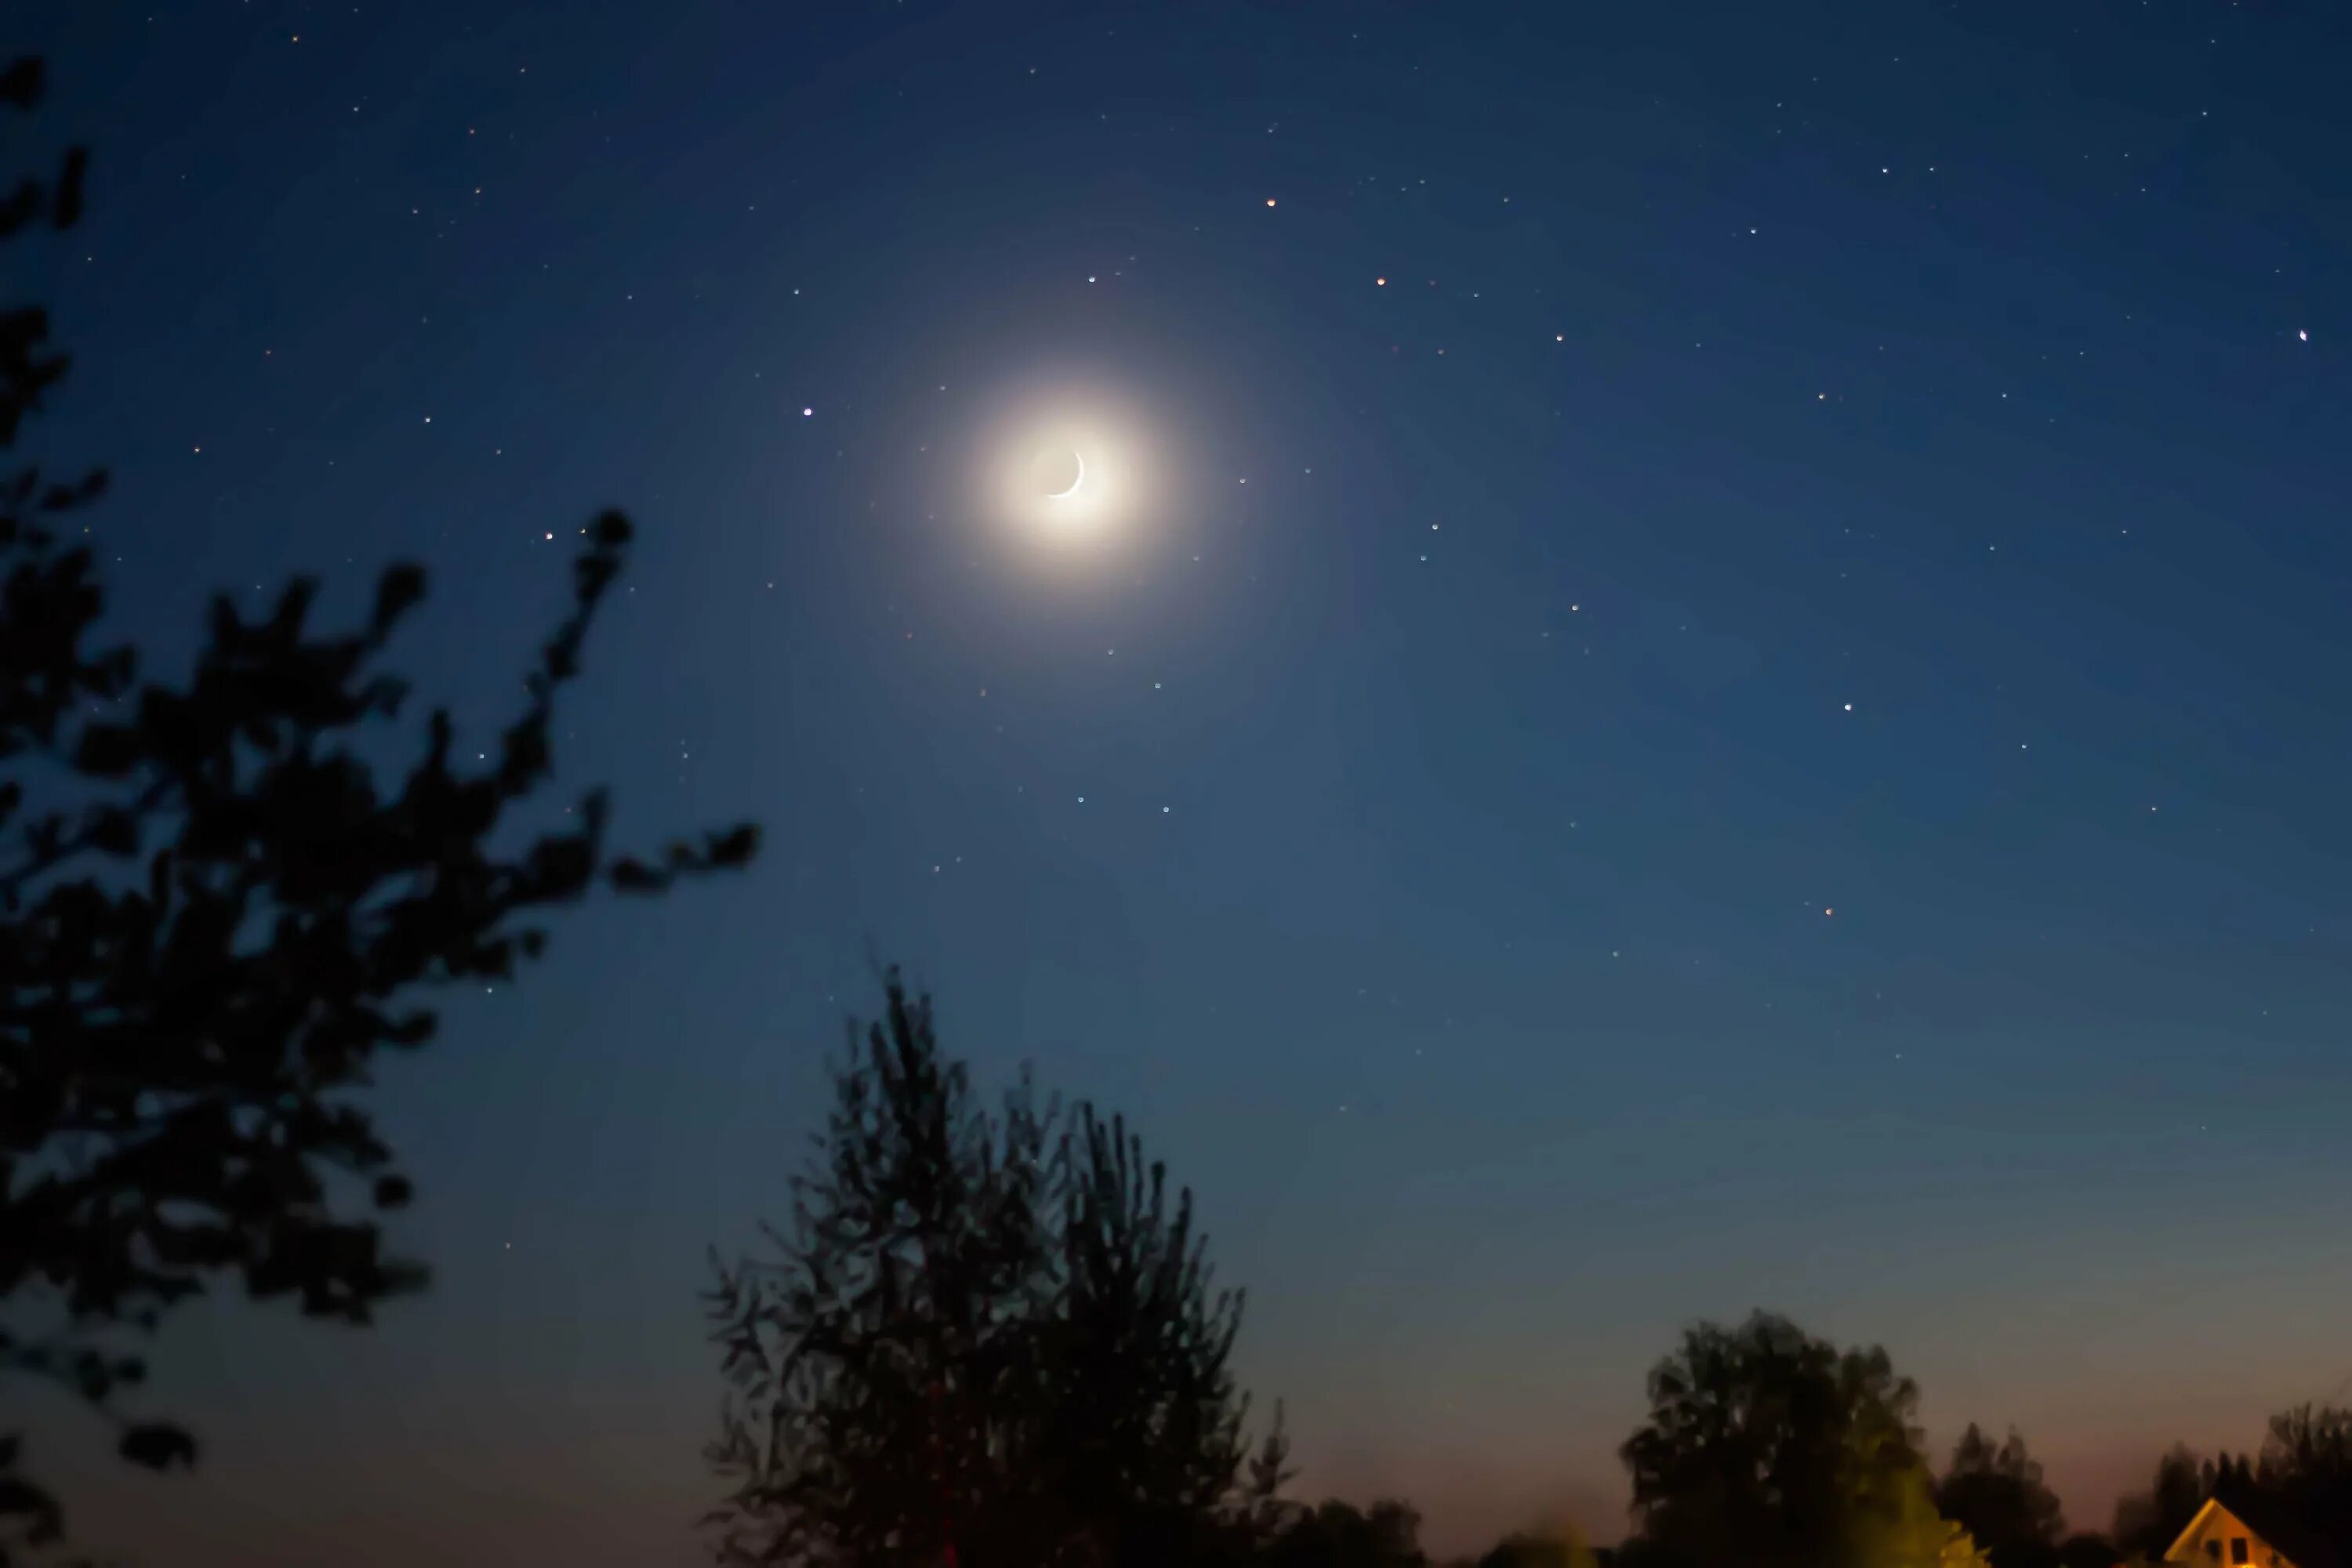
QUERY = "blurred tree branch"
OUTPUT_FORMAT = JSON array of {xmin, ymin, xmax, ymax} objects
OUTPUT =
[{"xmin": 0, "ymin": 55, "xmax": 757, "ymax": 1563}]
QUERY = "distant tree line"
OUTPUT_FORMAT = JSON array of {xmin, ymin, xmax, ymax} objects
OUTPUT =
[
  {"xmin": 2107, "ymin": 1409, "xmax": 2352, "ymax": 1563},
  {"xmin": 707, "ymin": 972, "xmax": 2352, "ymax": 1568}
]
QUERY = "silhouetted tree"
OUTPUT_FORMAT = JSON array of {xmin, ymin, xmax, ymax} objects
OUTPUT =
[
  {"xmin": 1937, "ymin": 1424, "xmax": 2064, "ymax": 1568},
  {"xmin": 0, "ymin": 57, "xmax": 757, "ymax": 1563},
  {"xmin": 2260, "ymin": 1405, "xmax": 2352, "ymax": 1489},
  {"xmin": 2202, "ymin": 1450, "xmax": 2257, "ymax": 1499},
  {"xmin": 703, "ymin": 975, "xmax": 1285, "ymax": 1568},
  {"xmin": 2249, "ymin": 1404, "xmax": 2352, "ymax": 1558},
  {"xmin": 1261, "ymin": 1500, "xmax": 1430, "ymax": 1568},
  {"xmin": 2110, "ymin": 1444, "xmax": 2205, "ymax": 1559},
  {"xmin": 1617, "ymin": 1311, "xmax": 1948, "ymax": 1568}
]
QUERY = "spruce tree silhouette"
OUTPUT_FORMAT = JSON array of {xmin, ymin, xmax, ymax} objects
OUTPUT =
[
  {"xmin": 0, "ymin": 58, "xmax": 757, "ymax": 1563},
  {"xmin": 703, "ymin": 972, "xmax": 1287, "ymax": 1568}
]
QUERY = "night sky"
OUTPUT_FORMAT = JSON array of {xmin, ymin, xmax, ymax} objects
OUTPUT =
[{"xmin": 27, "ymin": 4, "xmax": 2352, "ymax": 1564}]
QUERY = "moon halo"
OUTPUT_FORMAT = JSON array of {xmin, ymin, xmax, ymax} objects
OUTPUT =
[{"xmin": 974, "ymin": 382, "xmax": 1163, "ymax": 562}]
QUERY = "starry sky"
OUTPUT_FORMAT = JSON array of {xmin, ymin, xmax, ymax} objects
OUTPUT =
[{"xmin": 25, "ymin": 3, "xmax": 2352, "ymax": 1564}]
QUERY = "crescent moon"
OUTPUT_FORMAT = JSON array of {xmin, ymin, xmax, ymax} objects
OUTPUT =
[{"xmin": 1047, "ymin": 451, "xmax": 1085, "ymax": 499}]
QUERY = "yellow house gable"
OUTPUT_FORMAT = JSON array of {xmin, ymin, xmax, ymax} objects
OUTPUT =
[{"xmin": 2167, "ymin": 1498, "xmax": 2299, "ymax": 1568}]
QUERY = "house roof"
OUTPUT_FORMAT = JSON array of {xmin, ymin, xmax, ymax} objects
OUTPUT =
[{"xmin": 2167, "ymin": 1489, "xmax": 2346, "ymax": 1568}]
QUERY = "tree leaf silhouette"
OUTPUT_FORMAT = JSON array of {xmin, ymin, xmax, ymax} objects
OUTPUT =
[
  {"xmin": 115, "ymin": 1426, "xmax": 195, "ymax": 1472},
  {"xmin": 0, "ymin": 56, "xmax": 760, "ymax": 1566}
]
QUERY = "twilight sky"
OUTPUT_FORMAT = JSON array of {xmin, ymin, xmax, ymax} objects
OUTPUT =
[{"xmin": 25, "ymin": 2, "xmax": 2352, "ymax": 1563}]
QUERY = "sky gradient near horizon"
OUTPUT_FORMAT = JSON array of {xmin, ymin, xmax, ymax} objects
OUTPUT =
[{"xmin": 22, "ymin": 3, "xmax": 2352, "ymax": 1563}]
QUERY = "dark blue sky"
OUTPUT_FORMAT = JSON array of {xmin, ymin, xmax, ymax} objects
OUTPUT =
[{"xmin": 28, "ymin": 3, "xmax": 2352, "ymax": 1563}]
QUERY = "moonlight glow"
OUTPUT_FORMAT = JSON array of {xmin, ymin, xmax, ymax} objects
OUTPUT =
[{"xmin": 976, "ymin": 386, "xmax": 1159, "ymax": 555}]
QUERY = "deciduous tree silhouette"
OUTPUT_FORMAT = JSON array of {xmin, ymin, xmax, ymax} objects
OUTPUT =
[
  {"xmin": 1936, "ymin": 1424, "xmax": 2064, "ymax": 1568},
  {"xmin": 703, "ymin": 974, "xmax": 1286, "ymax": 1568},
  {"xmin": 2256, "ymin": 1404, "xmax": 2352, "ymax": 1550},
  {"xmin": 1617, "ymin": 1311, "xmax": 1955, "ymax": 1568},
  {"xmin": 0, "ymin": 57, "xmax": 757, "ymax": 1563}
]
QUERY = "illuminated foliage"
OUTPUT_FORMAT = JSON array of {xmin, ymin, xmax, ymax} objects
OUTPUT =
[
  {"xmin": 1472, "ymin": 1525, "xmax": 1599, "ymax": 1568},
  {"xmin": 1619, "ymin": 1312, "xmax": 1935, "ymax": 1568},
  {"xmin": 1849, "ymin": 1464, "xmax": 1994, "ymax": 1568}
]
